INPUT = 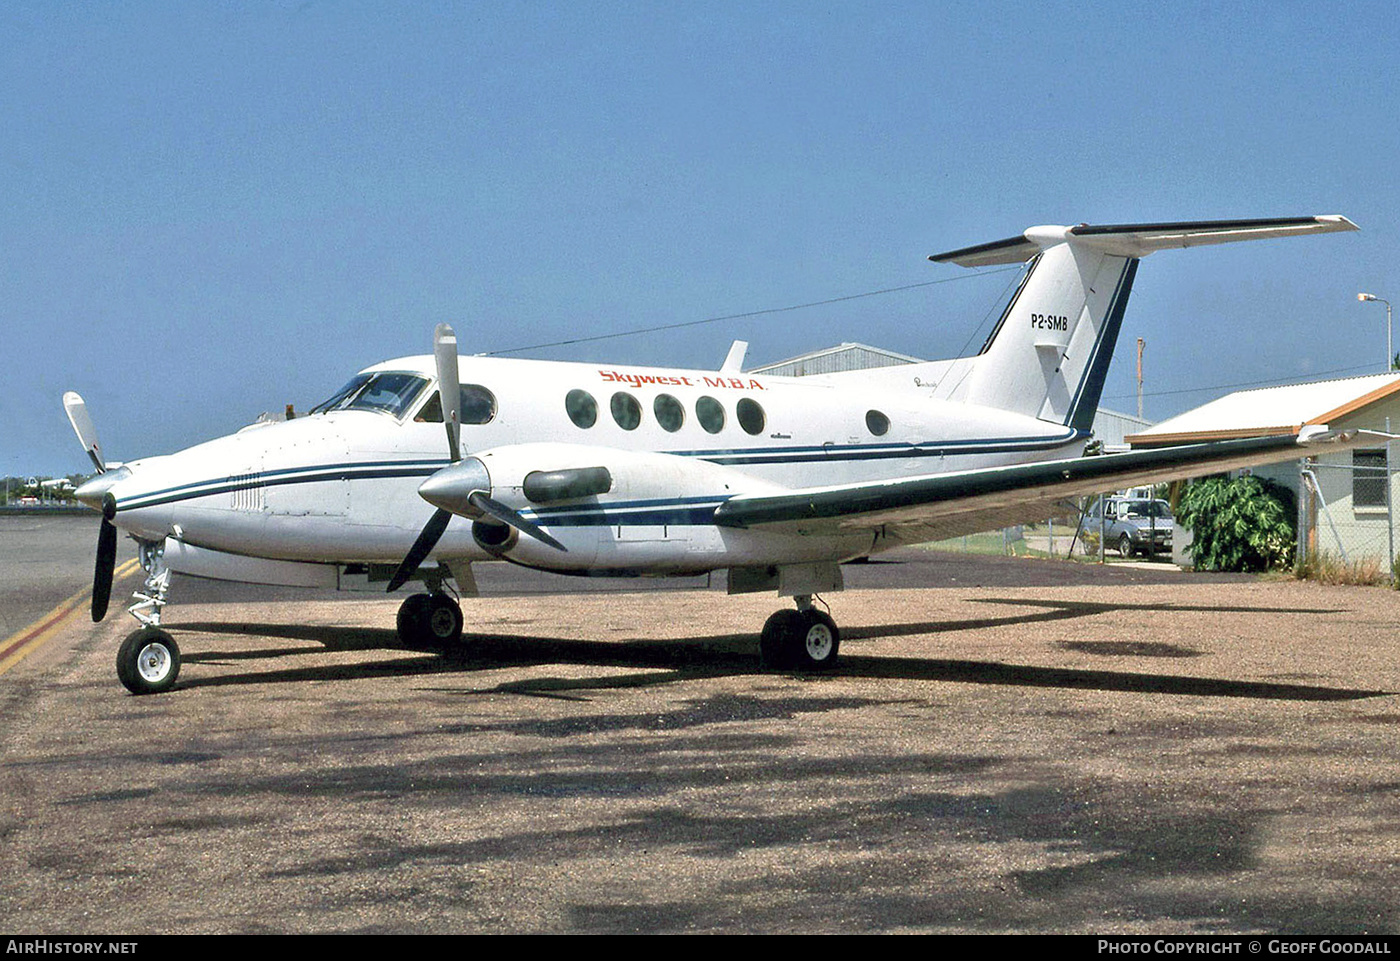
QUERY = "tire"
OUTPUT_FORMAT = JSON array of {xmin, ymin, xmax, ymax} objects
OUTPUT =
[
  {"xmin": 424, "ymin": 593, "xmax": 464, "ymax": 646},
  {"xmin": 397, "ymin": 592, "xmax": 464, "ymax": 649},
  {"xmin": 759, "ymin": 608, "xmax": 841, "ymax": 671},
  {"xmin": 116, "ymin": 627, "xmax": 180, "ymax": 695},
  {"xmin": 396, "ymin": 593, "xmax": 434, "ymax": 648},
  {"xmin": 1118, "ymin": 533, "xmax": 1134, "ymax": 557},
  {"xmin": 794, "ymin": 610, "xmax": 840, "ymax": 670},
  {"xmin": 760, "ymin": 609, "xmax": 804, "ymax": 668}
]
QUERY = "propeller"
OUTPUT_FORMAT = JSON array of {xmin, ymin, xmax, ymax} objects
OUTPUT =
[
  {"xmin": 386, "ymin": 506, "xmax": 452, "ymax": 593},
  {"xmin": 92, "ymin": 494, "xmax": 117, "ymax": 621},
  {"xmin": 64, "ymin": 391, "xmax": 118, "ymax": 620},
  {"xmin": 386, "ymin": 325, "xmax": 461, "ymax": 592},
  {"xmin": 386, "ymin": 325, "xmax": 568, "ymax": 594},
  {"xmin": 63, "ymin": 391, "xmax": 106, "ymax": 473},
  {"xmin": 459, "ymin": 488, "xmax": 566, "ymax": 553},
  {"xmin": 434, "ymin": 323, "xmax": 461, "ymax": 464}
]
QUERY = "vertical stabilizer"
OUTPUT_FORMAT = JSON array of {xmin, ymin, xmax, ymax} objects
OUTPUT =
[{"xmin": 929, "ymin": 216, "xmax": 1357, "ymax": 431}]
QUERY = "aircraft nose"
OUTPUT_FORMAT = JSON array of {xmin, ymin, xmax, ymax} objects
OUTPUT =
[
  {"xmin": 74, "ymin": 467, "xmax": 131, "ymax": 512},
  {"xmin": 417, "ymin": 457, "xmax": 492, "ymax": 517}
]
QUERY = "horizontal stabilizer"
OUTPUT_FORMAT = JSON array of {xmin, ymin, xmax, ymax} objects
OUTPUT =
[{"xmin": 932, "ymin": 215, "xmax": 1358, "ymax": 267}]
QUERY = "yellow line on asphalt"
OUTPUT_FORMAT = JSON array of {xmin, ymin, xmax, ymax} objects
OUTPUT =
[{"xmin": 0, "ymin": 558, "xmax": 142, "ymax": 676}]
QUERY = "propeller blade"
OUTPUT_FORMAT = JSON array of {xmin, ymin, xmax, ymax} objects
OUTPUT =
[
  {"xmin": 468, "ymin": 491, "xmax": 568, "ymax": 552},
  {"xmin": 386, "ymin": 508, "xmax": 453, "ymax": 593},
  {"xmin": 63, "ymin": 391, "xmax": 106, "ymax": 473},
  {"xmin": 433, "ymin": 324, "xmax": 461, "ymax": 464},
  {"xmin": 92, "ymin": 507, "xmax": 117, "ymax": 621}
]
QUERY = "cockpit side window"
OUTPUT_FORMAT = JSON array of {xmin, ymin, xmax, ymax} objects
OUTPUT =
[{"xmin": 416, "ymin": 384, "xmax": 498, "ymax": 425}]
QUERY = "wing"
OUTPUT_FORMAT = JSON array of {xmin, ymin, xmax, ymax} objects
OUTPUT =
[{"xmin": 713, "ymin": 430, "xmax": 1387, "ymax": 546}]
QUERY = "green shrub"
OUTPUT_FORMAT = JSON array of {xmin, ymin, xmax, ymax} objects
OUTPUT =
[{"xmin": 1177, "ymin": 475, "xmax": 1296, "ymax": 572}]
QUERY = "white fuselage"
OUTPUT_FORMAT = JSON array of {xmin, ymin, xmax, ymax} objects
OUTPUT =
[{"xmin": 102, "ymin": 354, "xmax": 1085, "ymax": 575}]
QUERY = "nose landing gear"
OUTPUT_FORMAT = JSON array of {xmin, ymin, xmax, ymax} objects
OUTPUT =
[
  {"xmin": 116, "ymin": 626, "xmax": 180, "ymax": 695},
  {"xmin": 114, "ymin": 541, "xmax": 182, "ymax": 696}
]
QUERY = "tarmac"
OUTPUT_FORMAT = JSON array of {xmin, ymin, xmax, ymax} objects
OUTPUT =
[{"xmin": 2, "ymin": 515, "xmax": 1399, "ymax": 933}]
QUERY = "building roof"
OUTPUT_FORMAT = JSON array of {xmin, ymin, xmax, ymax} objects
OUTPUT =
[
  {"xmin": 747, "ymin": 342, "xmax": 926, "ymax": 375},
  {"xmin": 749, "ymin": 341, "xmax": 1148, "ymax": 441},
  {"xmin": 1127, "ymin": 372, "xmax": 1400, "ymax": 447}
]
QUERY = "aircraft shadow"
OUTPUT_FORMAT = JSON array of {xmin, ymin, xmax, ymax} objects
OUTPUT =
[{"xmin": 170, "ymin": 593, "xmax": 1387, "ymax": 703}]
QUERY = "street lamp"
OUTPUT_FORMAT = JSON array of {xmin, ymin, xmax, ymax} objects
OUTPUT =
[{"xmin": 1359, "ymin": 292, "xmax": 1393, "ymax": 371}]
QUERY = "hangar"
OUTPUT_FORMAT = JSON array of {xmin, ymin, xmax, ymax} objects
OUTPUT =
[{"xmin": 749, "ymin": 342, "xmax": 1151, "ymax": 449}]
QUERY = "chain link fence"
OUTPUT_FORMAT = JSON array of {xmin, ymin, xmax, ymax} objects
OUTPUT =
[
  {"xmin": 929, "ymin": 453, "xmax": 1400, "ymax": 578},
  {"xmin": 932, "ymin": 498, "xmax": 1162, "ymax": 563},
  {"xmin": 1297, "ymin": 455, "xmax": 1397, "ymax": 578}
]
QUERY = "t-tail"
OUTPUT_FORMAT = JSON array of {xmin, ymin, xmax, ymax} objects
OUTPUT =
[{"xmin": 930, "ymin": 216, "xmax": 1358, "ymax": 430}]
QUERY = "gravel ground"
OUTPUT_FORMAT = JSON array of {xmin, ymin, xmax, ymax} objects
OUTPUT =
[{"xmin": 2, "ymin": 576, "xmax": 1398, "ymax": 933}]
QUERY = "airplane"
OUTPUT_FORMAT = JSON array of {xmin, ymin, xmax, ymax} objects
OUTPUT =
[{"xmin": 64, "ymin": 215, "xmax": 1380, "ymax": 695}]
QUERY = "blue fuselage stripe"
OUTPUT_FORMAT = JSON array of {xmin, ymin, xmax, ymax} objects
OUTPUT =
[{"xmin": 113, "ymin": 432, "xmax": 1086, "ymax": 514}]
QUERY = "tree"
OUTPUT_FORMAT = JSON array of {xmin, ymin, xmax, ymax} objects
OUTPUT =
[{"xmin": 1176, "ymin": 475, "xmax": 1296, "ymax": 572}]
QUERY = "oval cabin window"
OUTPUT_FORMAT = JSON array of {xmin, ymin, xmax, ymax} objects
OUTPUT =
[
  {"xmin": 610, "ymin": 392, "xmax": 642, "ymax": 430},
  {"xmin": 696, "ymin": 396, "xmax": 725, "ymax": 434},
  {"xmin": 654, "ymin": 394, "xmax": 685, "ymax": 432},
  {"xmin": 736, "ymin": 398, "xmax": 766, "ymax": 435},
  {"xmin": 866, "ymin": 409, "xmax": 890, "ymax": 436},
  {"xmin": 566, "ymin": 389, "xmax": 598, "ymax": 429}
]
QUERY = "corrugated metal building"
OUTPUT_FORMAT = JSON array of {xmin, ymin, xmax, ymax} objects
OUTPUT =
[
  {"xmin": 749, "ymin": 342, "xmax": 1148, "ymax": 449},
  {"xmin": 748, "ymin": 342, "xmax": 926, "ymax": 377}
]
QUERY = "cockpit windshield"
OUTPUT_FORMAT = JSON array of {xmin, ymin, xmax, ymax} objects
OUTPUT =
[{"xmin": 308, "ymin": 372, "xmax": 430, "ymax": 418}]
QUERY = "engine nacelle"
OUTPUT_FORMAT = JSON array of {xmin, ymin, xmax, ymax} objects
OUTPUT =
[{"xmin": 461, "ymin": 442, "xmax": 781, "ymax": 572}]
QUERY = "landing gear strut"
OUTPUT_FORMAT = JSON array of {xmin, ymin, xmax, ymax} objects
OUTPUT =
[
  {"xmin": 760, "ymin": 595, "xmax": 840, "ymax": 670},
  {"xmin": 115, "ymin": 541, "xmax": 181, "ymax": 695}
]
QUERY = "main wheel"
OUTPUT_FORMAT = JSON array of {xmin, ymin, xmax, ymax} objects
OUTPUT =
[
  {"xmin": 398, "ymin": 592, "xmax": 464, "ymax": 649},
  {"xmin": 116, "ymin": 627, "xmax": 180, "ymax": 695},
  {"xmin": 396, "ymin": 593, "xmax": 435, "ymax": 648},
  {"xmin": 423, "ymin": 592, "xmax": 464, "ymax": 646},
  {"xmin": 1118, "ymin": 533, "xmax": 1134, "ymax": 557},
  {"xmin": 794, "ymin": 610, "xmax": 840, "ymax": 670},
  {"xmin": 759, "ymin": 609, "xmax": 841, "ymax": 671},
  {"xmin": 760, "ymin": 609, "xmax": 805, "ymax": 668}
]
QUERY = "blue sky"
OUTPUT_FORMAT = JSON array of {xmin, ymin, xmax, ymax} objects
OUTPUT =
[{"xmin": 6, "ymin": 1, "xmax": 1400, "ymax": 476}]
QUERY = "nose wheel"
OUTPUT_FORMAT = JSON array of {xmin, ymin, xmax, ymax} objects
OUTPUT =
[
  {"xmin": 396, "ymin": 592, "xmax": 465, "ymax": 649},
  {"xmin": 760, "ymin": 600, "xmax": 840, "ymax": 670},
  {"xmin": 116, "ymin": 627, "xmax": 181, "ymax": 695}
]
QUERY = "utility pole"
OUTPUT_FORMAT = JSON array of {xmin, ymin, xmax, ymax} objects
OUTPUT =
[{"xmin": 1136, "ymin": 338, "xmax": 1146, "ymax": 421}]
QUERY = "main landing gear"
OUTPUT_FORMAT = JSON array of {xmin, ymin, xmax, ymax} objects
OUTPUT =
[
  {"xmin": 395, "ymin": 591, "xmax": 465, "ymax": 649},
  {"xmin": 759, "ymin": 595, "xmax": 840, "ymax": 670}
]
